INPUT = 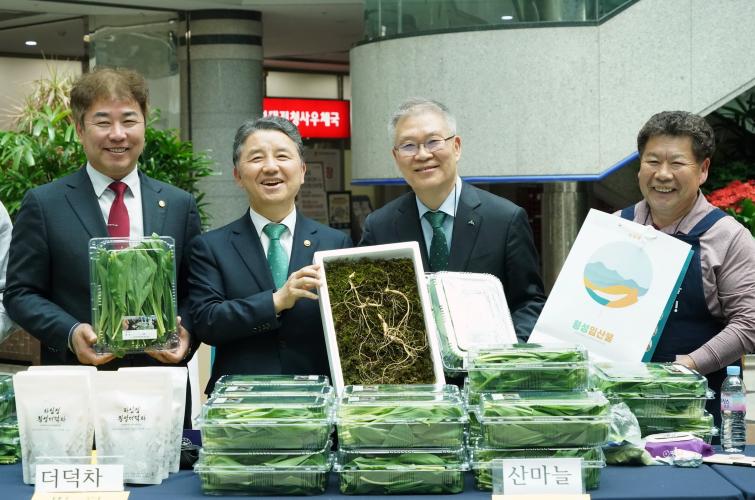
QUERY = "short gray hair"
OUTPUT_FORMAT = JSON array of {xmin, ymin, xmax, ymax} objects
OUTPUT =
[
  {"xmin": 637, "ymin": 111, "xmax": 715, "ymax": 162},
  {"xmin": 232, "ymin": 115, "xmax": 305, "ymax": 166},
  {"xmin": 388, "ymin": 98, "xmax": 457, "ymax": 140}
]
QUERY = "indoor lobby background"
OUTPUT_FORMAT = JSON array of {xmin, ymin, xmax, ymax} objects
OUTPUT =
[{"xmin": 0, "ymin": 0, "xmax": 753, "ymax": 437}]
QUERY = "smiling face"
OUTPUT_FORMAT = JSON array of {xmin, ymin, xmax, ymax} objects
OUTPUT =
[
  {"xmin": 75, "ymin": 97, "xmax": 145, "ymax": 180},
  {"xmin": 392, "ymin": 110, "xmax": 461, "ymax": 209},
  {"xmin": 638, "ymin": 134, "xmax": 709, "ymax": 228},
  {"xmin": 234, "ymin": 129, "xmax": 306, "ymax": 222}
]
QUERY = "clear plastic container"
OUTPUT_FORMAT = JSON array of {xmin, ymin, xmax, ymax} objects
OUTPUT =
[
  {"xmin": 477, "ymin": 392, "xmax": 611, "ymax": 448},
  {"xmin": 89, "ymin": 236, "xmax": 178, "ymax": 356},
  {"xmin": 611, "ymin": 393, "xmax": 712, "ymax": 418},
  {"xmin": 0, "ymin": 373, "xmax": 13, "ymax": 398},
  {"xmin": 194, "ymin": 444, "xmax": 333, "ymax": 496},
  {"xmin": 336, "ymin": 387, "xmax": 467, "ymax": 449},
  {"xmin": 0, "ymin": 420, "xmax": 19, "ymax": 464},
  {"xmin": 334, "ymin": 447, "xmax": 468, "ymax": 495},
  {"xmin": 0, "ymin": 393, "xmax": 15, "ymax": 423},
  {"xmin": 427, "ymin": 272, "xmax": 518, "ymax": 371},
  {"xmin": 213, "ymin": 384, "xmax": 334, "ymax": 399},
  {"xmin": 593, "ymin": 362, "xmax": 708, "ymax": 397},
  {"xmin": 467, "ymin": 345, "xmax": 589, "ymax": 393},
  {"xmin": 637, "ymin": 412, "xmax": 717, "ymax": 443},
  {"xmin": 202, "ymin": 391, "xmax": 334, "ymax": 421},
  {"xmin": 470, "ymin": 442, "xmax": 605, "ymax": 491},
  {"xmin": 197, "ymin": 391, "xmax": 335, "ymax": 450},
  {"xmin": 214, "ymin": 374, "xmax": 330, "ymax": 390},
  {"xmin": 342, "ymin": 384, "xmax": 455, "ymax": 396}
]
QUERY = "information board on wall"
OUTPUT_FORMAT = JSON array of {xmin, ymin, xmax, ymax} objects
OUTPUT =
[{"xmin": 296, "ymin": 161, "xmax": 328, "ymax": 225}]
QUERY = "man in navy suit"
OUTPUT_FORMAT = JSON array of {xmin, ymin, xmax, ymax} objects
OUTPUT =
[
  {"xmin": 188, "ymin": 116, "xmax": 352, "ymax": 394},
  {"xmin": 360, "ymin": 98, "xmax": 546, "ymax": 341},
  {"xmin": 4, "ymin": 67, "xmax": 200, "ymax": 367}
]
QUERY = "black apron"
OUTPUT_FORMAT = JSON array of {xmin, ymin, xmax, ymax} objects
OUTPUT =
[{"xmin": 620, "ymin": 206, "xmax": 733, "ymax": 429}]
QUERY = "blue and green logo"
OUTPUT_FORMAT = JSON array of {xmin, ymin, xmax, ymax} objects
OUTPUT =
[{"xmin": 583, "ymin": 242, "xmax": 652, "ymax": 308}]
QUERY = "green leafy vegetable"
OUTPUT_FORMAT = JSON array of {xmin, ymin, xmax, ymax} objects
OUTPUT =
[
  {"xmin": 199, "ymin": 420, "xmax": 332, "ymax": 451},
  {"xmin": 0, "ymin": 395, "xmax": 15, "ymax": 423},
  {"xmin": 0, "ymin": 421, "xmax": 20, "ymax": 464},
  {"xmin": 468, "ymin": 346, "xmax": 589, "ymax": 392},
  {"xmin": 637, "ymin": 412, "xmax": 715, "ymax": 441},
  {"xmin": 476, "ymin": 392, "xmax": 611, "ymax": 447},
  {"xmin": 594, "ymin": 362, "xmax": 708, "ymax": 397},
  {"xmin": 195, "ymin": 452, "xmax": 332, "ymax": 496},
  {"xmin": 337, "ymin": 394, "xmax": 466, "ymax": 448},
  {"xmin": 337, "ymin": 451, "xmax": 465, "ymax": 494},
  {"xmin": 198, "ymin": 393, "xmax": 334, "ymax": 450},
  {"xmin": 618, "ymin": 396, "xmax": 708, "ymax": 418},
  {"xmin": 91, "ymin": 236, "xmax": 177, "ymax": 357}
]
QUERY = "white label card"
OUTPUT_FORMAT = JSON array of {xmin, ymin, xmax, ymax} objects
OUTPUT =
[
  {"xmin": 498, "ymin": 458, "xmax": 584, "ymax": 495},
  {"xmin": 35, "ymin": 464, "xmax": 124, "ymax": 493}
]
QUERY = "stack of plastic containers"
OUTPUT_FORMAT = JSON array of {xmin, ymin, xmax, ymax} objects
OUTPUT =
[
  {"xmin": 0, "ymin": 373, "xmax": 18, "ymax": 464},
  {"xmin": 194, "ymin": 375, "xmax": 335, "ymax": 495},
  {"xmin": 593, "ymin": 362, "xmax": 716, "ymax": 442},
  {"xmin": 465, "ymin": 344, "xmax": 607, "ymax": 491},
  {"xmin": 333, "ymin": 384, "xmax": 468, "ymax": 494}
]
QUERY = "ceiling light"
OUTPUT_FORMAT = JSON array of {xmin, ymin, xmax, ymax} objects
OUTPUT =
[
  {"xmin": 25, "ymin": 40, "xmax": 37, "ymax": 46},
  {"xmin": 501, "ymin": 15, "xmax": 513, "ymax": 21}
]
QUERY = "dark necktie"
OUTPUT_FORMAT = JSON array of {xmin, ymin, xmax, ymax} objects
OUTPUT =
[
  {"xmin": 424, "ymin": 211, "xmax": 449, "ymax": 272},
  {"xmin": 107, "ymin": 181, "xmax": 130, "ymax": 238},
  {"xmin": 263, "ymin": 223, "xmax": 289, "ymax": 289}
]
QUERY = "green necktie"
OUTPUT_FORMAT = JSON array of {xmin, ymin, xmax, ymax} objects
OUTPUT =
[
  {"xmin": 263, "ymin": 223, "xmax": 289, "ymax": 289},
  {"xmin": 424, "ymin": 211, "xmax": 449, "ymax": 272}
]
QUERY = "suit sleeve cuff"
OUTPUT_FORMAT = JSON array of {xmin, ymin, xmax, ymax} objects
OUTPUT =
[{"xmin": 67, "ymin": 322, "xmax": 79, "ymax": 353}]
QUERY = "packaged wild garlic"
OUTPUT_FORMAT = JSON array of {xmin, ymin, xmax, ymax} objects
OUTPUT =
[
  {"xmin": 93, "ymin": 371, "xmax": 172, "ymax": 484},
  {"xmin": 119, "ymin": 366, "xmax": 187, "ymax": 474},
  {"xmin": 14, "ymin": 371, "xmax": 95, "ymax": 484}
]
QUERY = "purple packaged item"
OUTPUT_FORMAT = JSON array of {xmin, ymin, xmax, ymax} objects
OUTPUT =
[{"xmin": 644, "ymin": 432, "xmax": 713, "ymax": 458}]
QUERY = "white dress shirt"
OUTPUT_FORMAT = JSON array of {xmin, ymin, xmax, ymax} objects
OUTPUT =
[
  {"xmin": 248, "ymin": 207, "xmax": 297, "ymax": 264},
  {"xmin": 86, "ymin": 164, "xmax": 144, "ymax": 238}
]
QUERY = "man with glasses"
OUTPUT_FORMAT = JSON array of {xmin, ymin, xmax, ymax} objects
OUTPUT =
[
  {"xmin": 360, "ymin": 98, "xmax": 546, "ymax": 340},
  {"xmin": 4, "ymin": 67, "xmax": 201, "ymax": 370}
]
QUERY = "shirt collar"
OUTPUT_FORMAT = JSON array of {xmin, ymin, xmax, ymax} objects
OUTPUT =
[
  {"xmin": 416, "ymin": 176, "xmax": 462, "ymax": 219},
  {"xmin": 86, "ymin": 164, "xmax": 140, "ymax": 198},
  {"xmin": 248, "ymin": 206, "xmax": 297, "ymax": 238}
]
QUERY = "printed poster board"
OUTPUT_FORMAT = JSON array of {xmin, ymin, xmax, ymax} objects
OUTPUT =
[{"xmin": 529, "ymin": 209, "xmax": 693, "ymax": 362}]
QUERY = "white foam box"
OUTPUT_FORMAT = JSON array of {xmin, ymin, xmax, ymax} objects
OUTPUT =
[{"xmin": 314, "ymin": 242, "xmax": 446, "ymax": 394}]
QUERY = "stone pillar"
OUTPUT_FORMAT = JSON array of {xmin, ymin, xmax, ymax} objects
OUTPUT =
[
  {"xmin": 178, "ymin": 9, "xmax": 263, "ymax": 229},
  {"xmin": 541, "ymin": 182, "xmax": 588, "ymax": 293}
]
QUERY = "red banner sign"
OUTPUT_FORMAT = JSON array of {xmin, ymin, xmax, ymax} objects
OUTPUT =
[{"xmin": 263, "ymin": 98, "xmax": 350, "ymax": 139}]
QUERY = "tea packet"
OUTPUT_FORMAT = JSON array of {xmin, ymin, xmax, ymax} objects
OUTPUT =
[
  {"xmin": 119, "ymin": 366, "xmax": 186, "ymax": 474},
  {"xmin": 93, "ymin": 370, "xmax": 171, "ymax": 484},
  {"xmin": 14, "ymin": 370, "xmax": 95, "ymax": 484}
]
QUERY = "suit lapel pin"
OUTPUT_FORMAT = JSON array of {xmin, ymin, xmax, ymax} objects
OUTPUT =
[
  {"xmin": 304, "ymin": 239, "xmax": 311, "ymax": 247},
  {"xmin": 468, "ymin": 219, "xmax": 475, "ymax": 226},
  {"xmin": 158, "ymin": 200, "xmax": 166, "ymax": 208}
]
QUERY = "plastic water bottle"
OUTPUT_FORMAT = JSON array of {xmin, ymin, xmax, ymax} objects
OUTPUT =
[{"xmin": 721, "ymin": 365, "xmax": 747, "ymax": 453}]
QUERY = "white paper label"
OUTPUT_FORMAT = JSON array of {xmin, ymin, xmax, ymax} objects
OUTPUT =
[
  {"xmin": 121, "ymin": 316, "xmax": 158, "ymax": 340},
  {"xmin": 35, "ymin": 464, "xmax": 124, "ymax": 492},
  {"xmin": 499, "ymin": 458, "xmax": 583, "ymax": 495}
]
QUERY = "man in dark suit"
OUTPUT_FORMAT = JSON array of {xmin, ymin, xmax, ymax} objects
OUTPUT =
[
  {"xmin": 188, "ymin": 116, "xmax": 352, "ymax": 394},
  {"xmin": 360, "ymin": 98, "xmax": 546, "ymax": 340},
  {"xmin": 4, "ymin": 67, "xmax": 200, "ymax": 367}
]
